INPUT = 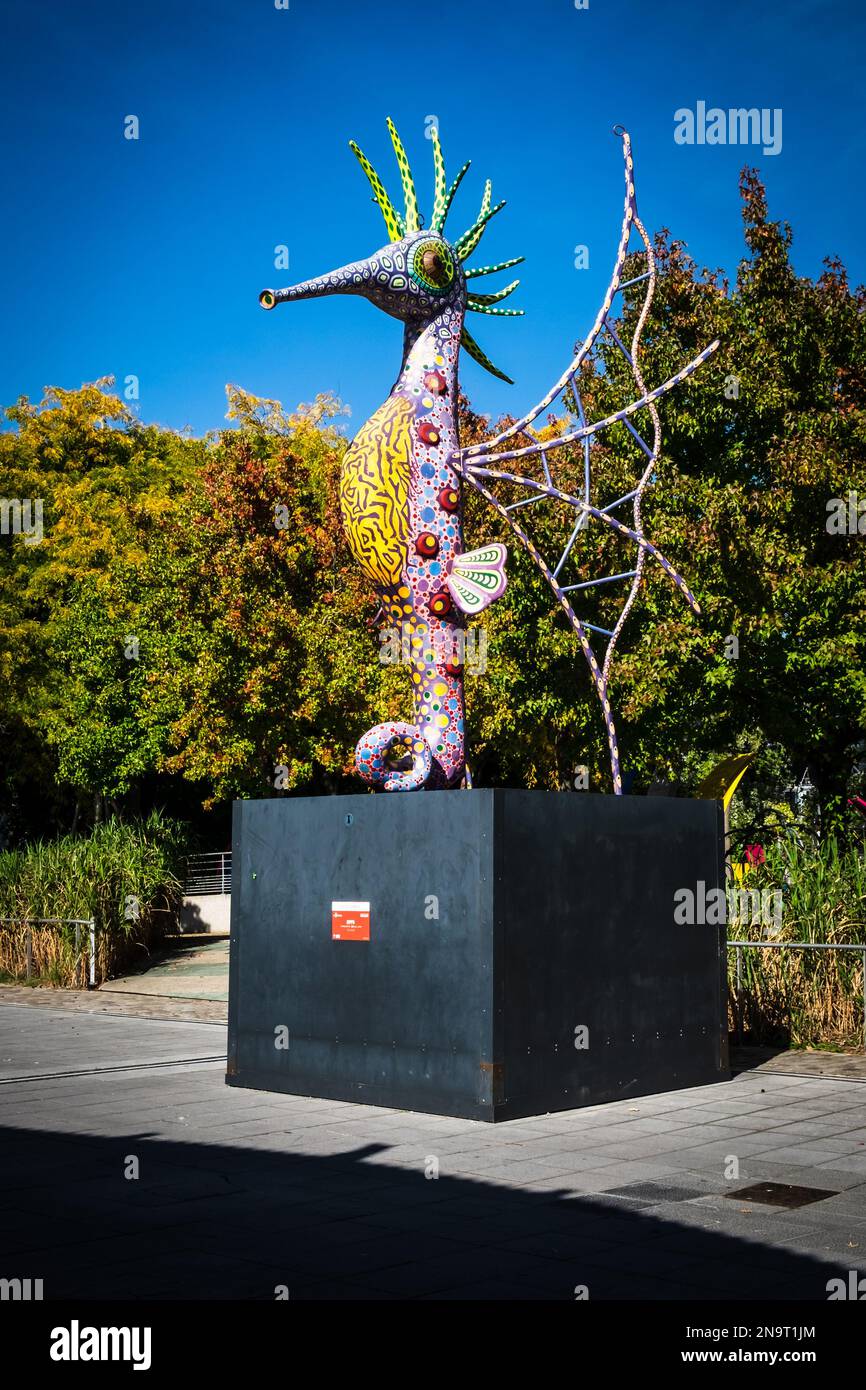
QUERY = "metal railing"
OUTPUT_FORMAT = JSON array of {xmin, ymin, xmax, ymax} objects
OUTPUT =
[
  {"xmin": 0, "ymin": 916, "xmax": 97, "ymax": 988},
  {"xmin": 728, "ymin": 940, "xmax": 866, "ymax": 1049},
  {"xmin": 184, "ymin": 852, "xmax": 231, "ymax": 896}
]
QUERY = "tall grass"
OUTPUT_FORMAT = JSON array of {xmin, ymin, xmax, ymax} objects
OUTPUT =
[
  {"xmin": 728, "ymin": 833, "xmax": 866, "ymax": 1050},
  {"xmin": 0, "ymin": 812, "xmax": 188, "ymax": 987}
]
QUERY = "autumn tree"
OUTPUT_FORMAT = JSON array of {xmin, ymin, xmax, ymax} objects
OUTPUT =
[{"xmin": 0, "ymin": 379, "xmax": 201, "ymax": 837}]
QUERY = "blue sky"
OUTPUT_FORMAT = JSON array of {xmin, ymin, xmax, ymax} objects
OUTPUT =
[{"xmin": 1, "ymin": 0, "xmax": 864, "ymax": 437}]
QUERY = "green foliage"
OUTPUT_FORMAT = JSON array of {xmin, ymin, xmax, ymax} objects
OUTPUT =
[
  {"xmin": 727, "ymin": 831, "xmax": 866, "ymax": 1048},
  {"xmin": 0, "ymin": 377, "xmax": 202, "ymax": 836},
  {"xmin": 732, "ymin": 832, "xmax": 866, "ymax": 942},
  {"xmin": 0, "ymin": 812, "xmax": 189, "ymax": 984},
  {"xmin": 0, "ymin": 810, "xmax": 187, "ymax": 926}
]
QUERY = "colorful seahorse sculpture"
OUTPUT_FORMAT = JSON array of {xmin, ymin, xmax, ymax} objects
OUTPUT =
[{"xmin": 260, "ymin": 121, "xmax": 719, "ymax": 793}]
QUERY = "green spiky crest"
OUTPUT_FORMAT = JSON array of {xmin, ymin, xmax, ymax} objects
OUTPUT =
[
  {"xmin": 348, "ymin": 120, "xmax": 523, "ymax": 381},
  {"xmin": 460, "ymin": 326, "xmax": 514, "ymax": 383},
  {"xmin": 467, "ymin": 279, "xmax": 521, "ymax": 307},
  {"xmin": 464, "ymin": 256, "xmax": 525, "ymax": 280}
]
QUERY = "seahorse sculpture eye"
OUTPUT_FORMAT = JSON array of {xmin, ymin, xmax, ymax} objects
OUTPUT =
[{"xmin": 260, "ymin": 120, "xmax": 719, "ymax": 793}]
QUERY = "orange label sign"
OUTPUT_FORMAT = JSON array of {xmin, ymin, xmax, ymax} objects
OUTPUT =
[{"xmin": 331, "ymin": 901, "xmax": 370, "ymax": 941}]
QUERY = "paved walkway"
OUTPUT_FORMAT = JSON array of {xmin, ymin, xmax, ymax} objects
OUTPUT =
[
  {"xmin": 0, "ymin": 1003, "xmax": 224, "ymax": 1083},
  {"xmin": 101, "ymin": 935, "xmax": 229, "ymax": 1004},
  {"xmin": 8, "ymin": 984, "xmax": 866, "ymax": 1078},
  {"xmin": 0, "ymin": 984, "xmax": 226, "ymax": 1024},
  {"xmin": 1, "ymin": 1002, "xmax": 865, "ymax": 1300},
  {"xmin": 732, "ymin": 1046, "xmax": 866, "ymax": 1083}
]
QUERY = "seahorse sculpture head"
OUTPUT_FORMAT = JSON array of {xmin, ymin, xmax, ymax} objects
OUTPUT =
[
  {"xmin": 260, "ymin": 118, "xmax": 524, "ymax": 383},
  {"xmin": 262, "ymin": 227, "xmax": 464, "ymax": 324}
]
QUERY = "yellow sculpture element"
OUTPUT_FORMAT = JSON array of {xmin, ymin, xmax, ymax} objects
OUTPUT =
[
  {"xmin": 339, "ymin": 395, "xmax": 414, "ymax": 588},
  {"xmin": 696, "ymin": 752, "xmax": 756, "ymax": 815}
]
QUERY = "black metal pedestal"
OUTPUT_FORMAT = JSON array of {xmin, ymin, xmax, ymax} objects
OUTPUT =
[{"xmin": 227, "ymin": 790, "xmax": 728, "ymax": 1121}]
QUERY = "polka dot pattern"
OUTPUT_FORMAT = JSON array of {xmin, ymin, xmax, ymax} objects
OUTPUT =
[{"xmin": 353, "ymin": 304, "xmax": 469, "ymax": 791}]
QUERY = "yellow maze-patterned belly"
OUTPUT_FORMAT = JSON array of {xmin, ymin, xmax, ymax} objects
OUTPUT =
[{"xmin": 339, "ymin": 395, "xmax": 413, "ymax": 588}]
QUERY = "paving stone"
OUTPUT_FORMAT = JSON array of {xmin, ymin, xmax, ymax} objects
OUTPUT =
[{"xmin": 753, "ymin": 1143, "xmax": 866, "ymax": 1165}]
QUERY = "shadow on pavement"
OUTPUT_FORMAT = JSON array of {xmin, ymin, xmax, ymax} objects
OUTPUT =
[{"xmin": 0, "ymin": 1122, "xmax": 858, "ymax": 1301}]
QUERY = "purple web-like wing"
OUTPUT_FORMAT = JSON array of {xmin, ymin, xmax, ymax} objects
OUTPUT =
[{"xmin": 455, "ymin": 127, "xmax": 720, "ymax": 794}]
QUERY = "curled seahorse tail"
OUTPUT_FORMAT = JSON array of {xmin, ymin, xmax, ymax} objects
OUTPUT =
[{"xmin": 354, "ymin": 722, "xmax": 432, "ymax": 792}]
